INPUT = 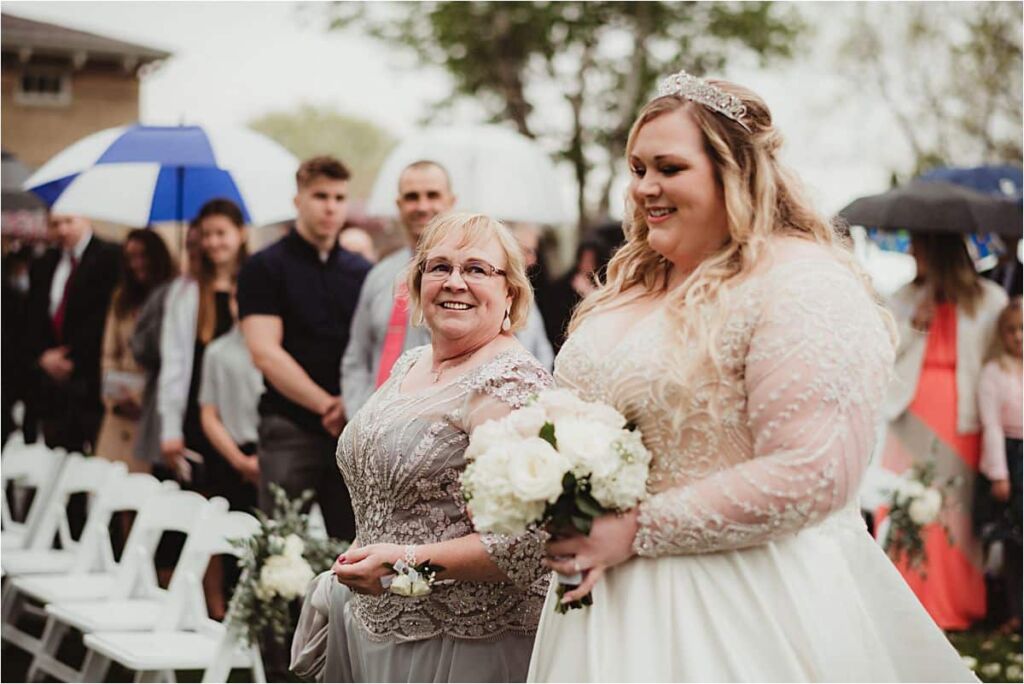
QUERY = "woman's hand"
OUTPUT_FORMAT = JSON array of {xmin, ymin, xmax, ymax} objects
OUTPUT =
[
  {"xmin": 991, "ymin": 479, "xmax": 1011, "ymax": 502},
  {"xmin": 543, "ymin": 509, "xmax": 639, "ymax": 604},
  {"xmin": 332, "ymin": 543, "xmax": 403, "ymax": 596}
]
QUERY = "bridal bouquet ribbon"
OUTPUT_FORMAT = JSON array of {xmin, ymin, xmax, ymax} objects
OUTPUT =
[{"xmin": 461, "ymin": 389, "xmax": 651, "ymax": 612}]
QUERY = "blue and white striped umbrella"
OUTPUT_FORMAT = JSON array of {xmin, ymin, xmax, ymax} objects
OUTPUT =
[{"xmin": 23, "ymin": 124, "xmax": 299, "ymax": 226}]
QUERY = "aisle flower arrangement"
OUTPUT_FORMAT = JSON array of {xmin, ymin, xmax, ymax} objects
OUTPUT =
[
  {"xmin": 227, "ymin": 484, "xmax": 347, "ymax": 646},
  {"xmin": 881, "ymin": 461, "xmax": 958, "ymax": 574}
]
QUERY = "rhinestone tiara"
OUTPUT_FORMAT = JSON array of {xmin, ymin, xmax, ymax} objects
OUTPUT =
[{"xmin": 655, "ymin": 70, "xmax": 750, "ymax": 132}]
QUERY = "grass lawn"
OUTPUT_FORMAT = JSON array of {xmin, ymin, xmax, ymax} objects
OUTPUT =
[{"xmin": 951, "ymin": 629, "xmax": 1023, "ymax": 682}]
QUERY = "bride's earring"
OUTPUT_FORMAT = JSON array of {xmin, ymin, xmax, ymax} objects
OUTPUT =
[{"xmin": 501, "ymin": 309, "xmax": 511, "ymax": 332}]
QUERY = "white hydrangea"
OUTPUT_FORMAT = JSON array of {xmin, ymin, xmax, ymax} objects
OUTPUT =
[
  {"xmin": 588, "ymin": 432, "xmax": 652, "ymax": 510},
  {"xmin": 465, "ymin": 418, "xmax": 519, "ymax": 462},
  {"xmin": 259, "ymin": 553, "xmax": 314, "ymax": 600}
]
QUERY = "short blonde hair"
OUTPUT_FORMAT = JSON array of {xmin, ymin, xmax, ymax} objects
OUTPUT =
[{"xmin": 407, "ymin": 212, "xmax": 533, "ymax": 332}]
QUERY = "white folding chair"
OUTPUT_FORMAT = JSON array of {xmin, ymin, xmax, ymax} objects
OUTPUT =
[
  {"xmin": 1, "ymin": 440, "xmax": 68, "ymax": 553},
  {"xmin": 2, "ymin": 471, "xmax": 169, "ymax": 579},
  {"xmin": 2, "ymin": 488, "xmax": 213, "ymax": 675},
  {"xmin": 81, "ymin": 509, "xmax": 266, "ymax": 683}
]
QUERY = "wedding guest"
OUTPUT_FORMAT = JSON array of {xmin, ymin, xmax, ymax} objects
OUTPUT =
[
  {"xmin": 880, "ymin": 230, "xmax": 1007, "ymax": 630},
  {"xmin": 339, "ymin": 226, "xmax": 378, "ymax": 264},
  {"xmin": 976, "ymin": 296, "xmax": 1023, "ymax": 633},
  {"xmin": 537, "ymin": 238, "xmax": 614, "ymax": 352},
  {"xmin": 292, "ymin": 212, "xmax": 550, "ymax": 682},
  {"xmin": 238, "ymin": 156, "xmax": 371, "ymax": 541},
  {"xmin": 340, "ymin": 160, "xmax": 457, "ymax": 417},
  {"xmin": 529, "ymin": 71, "xmax": 972, "ymax": 681},
  {"xmin": 159, "ymin": 199, "xmax": 249, "ymax": 488},
  {"xmin": 131, "ymin": 221, "xmax": 201, "ymax": 468},
  {"xmin": 94, "ymin": 230, "xmax": 175, "ymax": 472},
  {"xmin": 24, "ymin": 213, "xmax": 120, "ymax": 452},
  {"xmin": 508, "ymin": 223, "xmax": 554, "ymax": 370},
  {"xmin": 198, "ymin": 288, "xmax": 263, "ymax": 619}
]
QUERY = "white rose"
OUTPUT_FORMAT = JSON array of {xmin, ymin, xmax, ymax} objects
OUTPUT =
[
  {"xmin": 506, "ymin": 404, "xmax": 549, "ymax": 439},
  {"xmin": 283, "ymin": 534, "xmax": 305, "ymax": 559},
  {"xmin": 908, "ymin": 488, "xmax": 942, "ymax": 526},
  {"xmin": 507, "ymin": 438, "xmax": 571, "ymax": 504},
  {"xmin": 465, "ymin": 419, "xmax": 519, "ymax": 461},
  {"xmin": 390, "ymin": 573, "xmax": 413, "ymax": 596},
  {"xmin": 980, "ymin": 663, "xmax": 1002, "ymax": 678},
  {"xmin": 896, "ymin": 479, "xmax": 926, "ymax": 505},
  {"xmin": 536, "ymin": 389, "xmax": 591, "ymax": 423},
  {"xmin": 553, "ymin": 418, "xmax": 621, "ymax": 478},
  {"xmin": 579, "ymin": 401, "xmax": 627, "ymax": 429}
]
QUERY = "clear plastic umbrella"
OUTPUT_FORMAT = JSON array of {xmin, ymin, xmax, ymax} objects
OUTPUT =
[{"xmin": 366, "ymin": 125, "xmax": 569, "ymax": 225}]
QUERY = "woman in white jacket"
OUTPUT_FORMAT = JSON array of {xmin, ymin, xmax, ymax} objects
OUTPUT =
[
  {"xmin": 157, "ymin": 198, "xmax": 248, "ymax": 616},
  {"xmin": 879, "ymin": 231, "xmax": 1007, "ymax": 631}
]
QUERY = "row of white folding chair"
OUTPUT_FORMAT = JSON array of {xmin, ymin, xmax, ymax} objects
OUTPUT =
[
  {"xmin": 2, "ymin": 463, "xmax": 176, "ymax": 655},
  {"xmin": 2, "ymin": 455, "xmax": 135, "ymax": 580},
  {"xmin": 10, "ymin": 487, "xmax": 218, "ymax": 682},
  {"xmin": 79, "ymin": 508, "xmax": 266, "ymax": 683},
  {"xmin": 1, "ymin": 436, "xmax": 69, "ymax": 553}
]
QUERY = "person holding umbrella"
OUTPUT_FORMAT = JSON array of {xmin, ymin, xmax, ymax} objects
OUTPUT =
[{"xmin": 879, "ymin": 231, "xmax": 1008, "ymax": 630}]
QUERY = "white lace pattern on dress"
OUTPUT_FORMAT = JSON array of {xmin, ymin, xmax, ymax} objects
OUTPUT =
[
  {"xmin": 554, "ymin": 252, "xmax": 894, "ymax": 557},
  {"xmin": 336, "ymin": 346, "xmax": 552, "ymax": 642}
]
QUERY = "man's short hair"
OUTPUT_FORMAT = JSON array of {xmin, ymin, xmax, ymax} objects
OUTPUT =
[
  {"xmin": 399, "ymin": 160, "xmax": 452, "ymax": 191},
  {"xmin": 296, "ymin": 156, "xmax": 351, "ymax": 189}
]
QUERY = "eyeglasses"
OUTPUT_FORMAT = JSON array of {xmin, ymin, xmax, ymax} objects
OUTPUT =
[{"xmin": 419, "ymin": 258, "xmax": 507, "ymax": 282}]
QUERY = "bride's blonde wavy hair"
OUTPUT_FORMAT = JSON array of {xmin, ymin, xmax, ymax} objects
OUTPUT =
[{"xmin": 570, "ymin": 79, "xmax": 893, "ymax": 421}]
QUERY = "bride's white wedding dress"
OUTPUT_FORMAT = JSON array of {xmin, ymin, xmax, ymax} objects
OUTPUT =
[{"xmin": 528, "ymin": 239, "xmax": 975, "ymax": 682}]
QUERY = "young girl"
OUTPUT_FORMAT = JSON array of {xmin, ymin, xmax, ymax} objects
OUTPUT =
[{"xmin": 977, "ymin": 295, "xmax": 1023, "ymax": 633}]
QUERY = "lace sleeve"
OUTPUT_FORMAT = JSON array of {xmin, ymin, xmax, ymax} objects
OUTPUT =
[
  {"xmin": 462, "ymin": 350, "xmax": 554, "ymax": 586},
  {"xmin": 633, "ymin": 261, "xmax": 895, "ymax": 556}
]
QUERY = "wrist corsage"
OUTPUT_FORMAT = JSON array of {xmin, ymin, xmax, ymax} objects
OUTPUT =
[{"xmin": 380, "ymin": 545, "xmax": 445, "ymax": 597}]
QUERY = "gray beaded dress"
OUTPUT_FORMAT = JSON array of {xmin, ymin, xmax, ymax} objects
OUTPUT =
[{"xmin": 291, "ymin": 345, "xmax": 552, "ymax": 683}]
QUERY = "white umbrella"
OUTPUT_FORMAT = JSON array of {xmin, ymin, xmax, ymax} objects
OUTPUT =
[
  {"xmin": 23, "ymin": 124, "xmax": 298, "ymax": 226},
  {"xmin": 367, "ymin": 125, "xmax": 569, "ymax": 224}
]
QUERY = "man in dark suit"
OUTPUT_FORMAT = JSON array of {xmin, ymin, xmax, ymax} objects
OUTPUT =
[{"xmin": 25, "ymin": 213, "xmax": 121, "ymax": 452}]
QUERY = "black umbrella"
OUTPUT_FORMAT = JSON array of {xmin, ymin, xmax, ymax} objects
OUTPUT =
[{"xmin": 839, "ymin": 179, "xmax": 1022, "ymax": 238}]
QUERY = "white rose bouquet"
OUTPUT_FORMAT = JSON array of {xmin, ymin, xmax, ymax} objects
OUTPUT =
[
  {"xmin": 880, "ymin": 461, "xmax": 958, "ymax": 574},
  {"xmin": 228, "ymin": 485, "xmax": 347, "ymax": 646},
  {"xmin": 461, "ymin": 389, "xmax": 651, "ymax": 613}
]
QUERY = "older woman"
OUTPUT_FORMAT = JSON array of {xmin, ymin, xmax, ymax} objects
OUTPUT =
[{"xmin": 292, "ymin": 212, "xmax": 551, "ymax": 682}]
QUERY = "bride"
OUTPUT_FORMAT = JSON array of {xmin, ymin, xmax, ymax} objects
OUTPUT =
[{"xmin": 528, "ymin": 71, "xmax": 975, "ymax": 682}]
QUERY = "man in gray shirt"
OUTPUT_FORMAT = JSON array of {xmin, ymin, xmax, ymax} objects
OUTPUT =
[{"xmin": 341, "ymin": 160, "xmax": 553, "ymax": 417}]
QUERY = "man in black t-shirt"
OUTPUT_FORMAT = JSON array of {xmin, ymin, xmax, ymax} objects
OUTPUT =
[{"xmin": 237, "ymin": 156, "xmax": 371, "ymax": 539}]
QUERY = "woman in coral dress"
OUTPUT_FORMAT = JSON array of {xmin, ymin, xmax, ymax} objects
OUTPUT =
[{"xmin": 880, "ymin": 232, "xmax": 1008, "ymax": 630}]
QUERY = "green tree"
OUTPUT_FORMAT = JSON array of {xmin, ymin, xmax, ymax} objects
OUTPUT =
[
  {"xmin": 248, "ymin": 105, "xmax": 397, "ymax": 200},
  {"xmin": 322, "ymin": 1, "xmax": 803, "ymax": 230},
  {"xmin": 837, "ymin": 1, "xmax": 1022, "ymax": 177}
]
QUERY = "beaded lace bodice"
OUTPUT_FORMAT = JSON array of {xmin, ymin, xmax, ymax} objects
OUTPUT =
[
  {"xmin": 336, "ymin": 346, "xmax": 552, "ymax": 642},
  {"xmin": 554, "ymin": 241, "xmax": 895, "ymax": 557}
]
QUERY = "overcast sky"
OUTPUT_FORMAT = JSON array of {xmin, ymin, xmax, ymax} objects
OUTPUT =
[{"xmin": 6, "ymin": 1, "xmax": 913, "ymax": 218}]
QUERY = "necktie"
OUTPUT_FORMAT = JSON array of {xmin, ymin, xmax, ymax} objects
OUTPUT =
[
  {"xmin": 52, "ymin": 255, "xmax": 78, "ymax": 343},
  {"xmin": 375, "ymin": 282, "xmax": 409, "ymax": 387}
]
